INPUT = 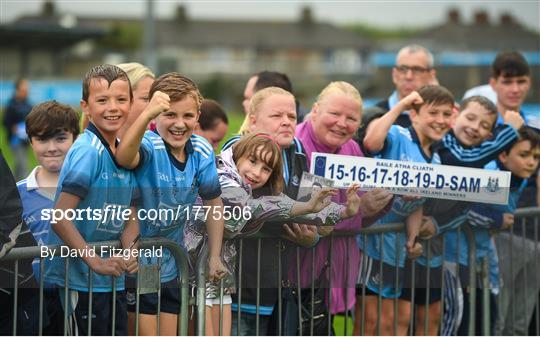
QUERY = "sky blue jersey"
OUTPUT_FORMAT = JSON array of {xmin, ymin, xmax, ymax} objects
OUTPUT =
[
  {"xmin": 45, "ymin": 123, "xmax": 136, "ymax": 292},
  {"xmin": 358, "ymin": 125, "xmax": 440, "ymax": 267},
  {"xmin": 444, "ymin": 160, "xmax": 528, "ymax": 265},
  {"xmin": 135, "ymin": 131, "xmax": 221, "ymax": 283},
  {"xmin": 17, "ymin": 166, "xmax": 55, "ymax": 281}
]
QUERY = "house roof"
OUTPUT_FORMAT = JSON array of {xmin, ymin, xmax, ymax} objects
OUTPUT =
[
  {"xmin": 4, "ymin": 15, "xmax": 107, "ymax": 48},
  {"xmin": 69, "ymin": 16, "xmax": 371, "ymax": 50},
  {"xmin": 152, "ymin": 19, "xmax": 371, "ymax": 50},
  {"xmin": 405, "ymin": 21, "xmax": 540, "ymax": 52}
]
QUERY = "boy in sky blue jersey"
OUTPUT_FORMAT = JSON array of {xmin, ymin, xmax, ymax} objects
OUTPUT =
[
  {"xmin": 116, "ymin": 72, "xmax": 227, "ymax": 336},
  {"xmin": 44, "ymin": 65, "xmax": 139, "ymax": 336},
  {"xmin": 17, "ymin": 101, "xmax": 79, "ymax": 335},
  {"xmin": 430, "ymin": 96, "xmax": 524, "ymax": 267},
  {"xmin": 482, "ymin": 127, "xmax": 540, "ymax": 335},
  {"xmin": 18, "ymin": 101, "xmax": 80, "ymax": 279},
  {"xmin": 441, "ymin": 126, "xmax": 539, "ymax": 335},
  {"xmin": 416, "ymin": 95, "xmax": 524, "ymax": 335},
  {"xmin": 359, "ymin": 85, "xmax": 454, "ymax": 335}
]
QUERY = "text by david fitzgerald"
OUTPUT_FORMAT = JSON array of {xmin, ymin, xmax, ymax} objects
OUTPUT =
[{"xmin": 40, "ymin": 245, "xmax": 162, "ymax": 261}]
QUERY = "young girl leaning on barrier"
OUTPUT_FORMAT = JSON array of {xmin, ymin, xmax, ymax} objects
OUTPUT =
[{"xmin": 184, "ymin": 132, "xmax": 363, "ymax": 335}]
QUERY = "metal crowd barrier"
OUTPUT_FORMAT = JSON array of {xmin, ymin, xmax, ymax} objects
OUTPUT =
[
  {"xmin": 2, "ymin": 207, "xmax": 538, "ymax": 336},
  {"xmin": 0, "ymin": 237, "xmax": 190, "ymax": 336},
  {"xmin": 501, "ymin": 207, "xmax": 540, "ymax": 337},
  {"xmin": 194, "ymin": 207, "xmax": 540, "ymax": 336}
]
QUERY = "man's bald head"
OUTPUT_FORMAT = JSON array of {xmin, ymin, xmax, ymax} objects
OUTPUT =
[{"xmin": 392, "ymin": 44, "xmax": 436, "ymax": 99}]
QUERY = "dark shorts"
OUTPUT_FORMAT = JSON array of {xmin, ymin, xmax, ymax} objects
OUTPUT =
[
  {"xmin": 456, "ymin": 263, "xmax": 473, "ymax": 288},
  {"xmin": 0, "ymin": 288, "xmax": 39, "ymax": 336},
  {"xmin": 356, "ymin": 255, "xmax": 404, "ymax": 299},
  {"xmin": 401, "ymin": 261, "xmax": 443, "ymax": 304},
  {"xmin": 42, "ymin": 288, "xmax": 65, "ymax": 335},
  {"xmin": 126, "ymin": 279, "xmax": 181, "ymax": 315},
  {"xmin": 70, "ymin": 290, "xmax": 127, "ymax": 336}
]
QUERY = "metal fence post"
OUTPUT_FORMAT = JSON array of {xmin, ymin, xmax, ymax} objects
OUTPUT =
[
  {"xmin": 521, "ymin": 218, "xmax": 529, "ymax": 337},
  {"xmin": 393, "ymin": 237, "xmax": 399, "ymax": 336},
  {"xmin": 219, "ymin": 278, "xmax": 224, "ymax": 336},
  {"xmin": 327, "ymin": 234, "xmax": 334, "ymax": 336},
  {"xmin": 111, "ymin": 277, "xmax": 117, "ymax": 336},
  {"xmin": 310, "ymin": 246, "xmax": 316, "ymax": 336},
  {"xmin": 464, "ymin": 225, "xmax": 476, "ymax": 336},
  {"xmin": 424, "ymin": 240, "xmax": 432, "ymax": 336},
  {"xmin": 439, "ymin": 237, "xmax": 445, "ymax": 336},
  {"xmin": 360, "ymin": 235, "xmax": 367, "ymax": 337},
  {"xmin": 196, "ymin": 245, "xmax": 209, "ymax": 336},
  {"xmin": 256, "ymin": 238, "xmax": 261, "ymax": 336},
  {"xmin": 377, "ymin": 232, "xmax": 383, "ymax": 336},
  {"xmin": 296, "ymin": 247, "xmax": 303, "ymax": 337},
  {"xmin": 277, "ymin": 238, "xmax": 282, "ymax": 336},
  {"xmin": 156, "ymin": 256, "xmax": 162, "ymax": 336},
  {"xmin": 344, "ymin": 238, "xmax": 350, "ymax": 337},
  {"xmin": 535, "ymin": 216, "xmax": 539, "ymax": 336},
  {"xmin": 87, "ymin": 270, "xmax": 93, "ymax": 335},
  {"xmin": 237, "ymin": 239, "xmax": 243, "ymax": 337},
  {"xmin": 409, "ymin": 260, "xmax": 415, "ymax": 337},
  {"xmin": 39, "ymin": 258, "xmax": 45, "ymax": 336},
  {"xmin": 12, "ymin": 260, "xmax": 18, "ymax": 336},
  {"xmin": 63, "ymin": 258, "xmax": 69, "ymax": 336},
  {"xmin": 481, "ymin": 256, "xmax": 490, "ymax": 336},
  {"xmin": 135, "ymin": 261, "xmax": 141, "ymax": 336}
]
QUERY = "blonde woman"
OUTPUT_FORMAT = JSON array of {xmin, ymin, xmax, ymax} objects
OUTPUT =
[
  {"xmin": 116, "ymin": 62, "xmax": 155, "ymax": 138},
  {"xmin": 221, "ymin": 87, "xmax": 322, "ymax": 335},
  {"xmin": 293, "ymin": 81, "xmax": 392, "ymax": 334}
]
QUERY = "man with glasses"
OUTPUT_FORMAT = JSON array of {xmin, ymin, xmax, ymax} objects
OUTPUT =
[{"xmin": 375, "ymin": 44, "xmax": 437, "ymax": 127}]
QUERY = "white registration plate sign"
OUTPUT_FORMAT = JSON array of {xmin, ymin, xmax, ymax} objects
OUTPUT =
[{"xmin": 310, "ymin": 153, "xmax": 510, "ymax": 205}]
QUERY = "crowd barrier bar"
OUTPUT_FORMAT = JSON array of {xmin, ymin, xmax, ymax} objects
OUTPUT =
[
  {"xmin": 508, "ymin": 207, "xmax": 540, "ymax": 337},
  {"xmin": 6, "ymin": 208, "xmax": 538, "ymax": 336},
  {"xmin": 194, "ymin": 207, "xmax": 540, "ymax": 336},
  {"xmin": 0, "ymin": 237, "xmax": 190, "ymax": 336},
  {"xmin": 195, "ymin": 223, "xmax": 406, "ymax": 336}
]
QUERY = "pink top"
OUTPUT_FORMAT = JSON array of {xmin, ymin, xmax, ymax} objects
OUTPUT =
[{"xmin": 292, "ymin": 120, "xmax": 364, "ymax": 314}]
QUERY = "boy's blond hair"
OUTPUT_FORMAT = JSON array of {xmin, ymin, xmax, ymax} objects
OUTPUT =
[
  {"xmin": 149, "ymin": 72, "xmax": 203, "ymax": 109},
  {"xmin": 238, "ymin": 87, "xmax": 294, "ymax": 135}
]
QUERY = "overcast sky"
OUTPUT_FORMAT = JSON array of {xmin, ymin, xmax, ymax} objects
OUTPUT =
[{"xmin": 1, "ymin": 0, "xmax": 539, "ymax": 32}]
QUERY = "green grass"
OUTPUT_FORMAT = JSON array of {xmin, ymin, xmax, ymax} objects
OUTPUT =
[
  {"xmin": 0, "ymin": 112, "xmax": 37, "ymax": 175},
  {"xmin": 218, "ymin": 112, "xmax": 245, "ymax": 151},
  {"xmin": 345, "ymin": 23, "xmax": 422, "ymax": 40}
]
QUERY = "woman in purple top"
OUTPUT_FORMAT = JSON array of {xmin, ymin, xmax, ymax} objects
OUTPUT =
[{"xmin": 293, "ymin": 81, "xmax": 393, "ymax": 317}]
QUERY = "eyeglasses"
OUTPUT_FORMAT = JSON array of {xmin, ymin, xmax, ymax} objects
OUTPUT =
[{"xmin": 394, "ymin": 65, "xmax": 432, "ymax": 75}]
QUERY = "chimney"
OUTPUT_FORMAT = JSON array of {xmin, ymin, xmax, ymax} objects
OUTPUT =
[
  {"xmin": 41, "ymin": 0, "xmax": 56, "ymax": 17},
  {"xmin": 500, "ymin": 12, "xmax": 517, "ymax": 26},
  {"xmin": 176, "ymin": 5, "xmax": 187, "ymax": 23},
  {"xmin": 300, "ymin": 6, "xmax": 313, "ymax": 25},
  {"xmin": 447, "ymin": 9, "xmax": 460, "ymax": 24},
  {"xmin": 474, "ymin": 10, "xmax": 489, "ymax": 26}
]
